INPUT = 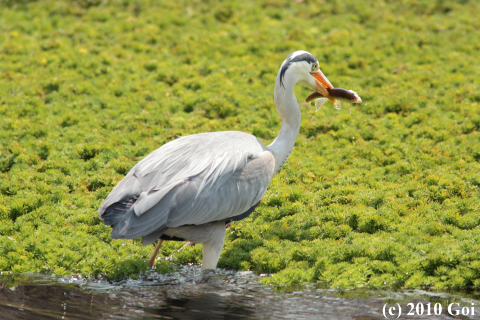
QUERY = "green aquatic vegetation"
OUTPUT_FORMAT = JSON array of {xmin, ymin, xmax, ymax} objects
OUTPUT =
[{"xmin": 0, "ymin": 0, "xmax": 479, "ymax": 290}]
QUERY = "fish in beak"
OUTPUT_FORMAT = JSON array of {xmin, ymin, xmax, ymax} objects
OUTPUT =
[
  {"xmin": 306, "ymin": 70, "xmax": 362, "ymax": 111},
  {"xmin": 310, "ymin": 70, "xmax": 334, "ymax": 99}
]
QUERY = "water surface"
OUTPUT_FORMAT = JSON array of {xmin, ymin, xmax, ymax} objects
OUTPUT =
[{"xmin": 1, "ymin": 267, "xmax": 480, "ymax": 320}]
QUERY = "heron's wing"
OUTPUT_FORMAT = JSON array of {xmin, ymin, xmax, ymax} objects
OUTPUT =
[{"xmin": 99, "ymin": 131, "xmax": 275, "ymax": 244}]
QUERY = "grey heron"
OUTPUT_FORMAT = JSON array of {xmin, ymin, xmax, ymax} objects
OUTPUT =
[{"xmin": 98, "ymin": 51, "xmax": 337, "ymax": 270}]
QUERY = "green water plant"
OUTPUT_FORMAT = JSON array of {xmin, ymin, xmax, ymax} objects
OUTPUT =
[{"xmin": 0, "ymin": 0, "xmax": 479, "ymax": 289}]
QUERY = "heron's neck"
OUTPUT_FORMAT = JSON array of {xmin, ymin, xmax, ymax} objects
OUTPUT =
[{"xmin": 268, "ymin": 74, "xmax": 301, "ymax": 173}]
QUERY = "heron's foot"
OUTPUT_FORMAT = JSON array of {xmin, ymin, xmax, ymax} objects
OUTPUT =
[{"xmin": 148, "ymin": 239, "xmax": 164, "ymax": 267}]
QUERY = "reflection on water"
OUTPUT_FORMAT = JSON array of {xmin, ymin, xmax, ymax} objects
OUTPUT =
[{"xmin": 1, "ymin": 267, "xmax": 480, "ymax": 320}]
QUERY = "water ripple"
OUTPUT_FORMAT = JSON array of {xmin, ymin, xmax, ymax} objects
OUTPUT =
[{"xmin": 1, "ymin": 267, "xmax": 480, "ymax": 320}]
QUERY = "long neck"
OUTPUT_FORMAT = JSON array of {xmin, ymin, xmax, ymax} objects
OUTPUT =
[{"xmin": 268, "ymin": 72, "xmax": 301, "ymax": 173}]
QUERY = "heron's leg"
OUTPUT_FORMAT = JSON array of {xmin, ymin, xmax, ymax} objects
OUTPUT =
[
  {"xmin": 165, "ymin": 241, "xmax": 195, "ymax": 260},
  {"xmin": 174, "ymin": 241, "xmax": 196, "ymax": 253},
  {"xmin": 148, "ymin": 239, "xmax": 163, "ymax": 267},
  {"xmin": 201, "ymin": 223, "xmax": 226, "ymax": 270}
]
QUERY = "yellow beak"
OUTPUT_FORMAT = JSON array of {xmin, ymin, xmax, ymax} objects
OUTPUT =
[{"xmin": 310, "ymin": 70, "xmax": 335, "ymax": 102}]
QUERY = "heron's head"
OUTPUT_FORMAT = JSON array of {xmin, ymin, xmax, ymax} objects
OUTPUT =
[{"xmin": 278, "ymin": 50, "xmax": 333, "ymax": 100}]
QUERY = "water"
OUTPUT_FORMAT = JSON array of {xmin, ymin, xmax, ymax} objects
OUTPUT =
[{"xmin": 1, "ymin": 266, "xmax": 480, "ymax": 320}]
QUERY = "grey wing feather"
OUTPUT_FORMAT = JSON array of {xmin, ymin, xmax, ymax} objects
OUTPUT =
[{"xmin": 98, "ymin": 131, "xmax": 275, "ymax": 245}]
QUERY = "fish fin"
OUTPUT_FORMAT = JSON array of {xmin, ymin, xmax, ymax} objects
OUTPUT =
[
  {"xmin": 300, "ymin": 100, "xmax": 311, "ymax": 107},
  {"xmin": 315, "ymin": 98, "xmax": 328, "ymax": 112},
  {"xmin": 333, "ymin": 100, "xmax": 341, "ymax": 110},
  {"xmin": 300, "ymin": 100, "xmax": 311, "ymax": 112}
]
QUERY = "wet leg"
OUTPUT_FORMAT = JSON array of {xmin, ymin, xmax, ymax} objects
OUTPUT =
[
  {"xmin": 178, "ymin": 241, "xmax": 195, "ymax": 252},
  {"xmin": 148, "ymin": 239, "xmax": 163, "ymax": 267}
]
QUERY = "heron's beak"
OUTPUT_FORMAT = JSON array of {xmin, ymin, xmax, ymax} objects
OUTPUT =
[{"xmin": 310, "ymin": 70, "xmax": 335, "ymax": 102}]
